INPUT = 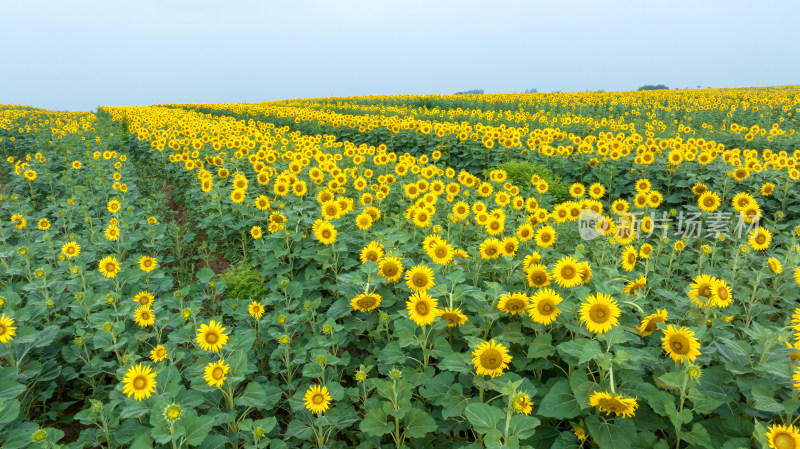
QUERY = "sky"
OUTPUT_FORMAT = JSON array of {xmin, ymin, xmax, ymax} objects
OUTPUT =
[{"xmin": 1, "ymin": 0, "xmax": 798, "ymax": 111}]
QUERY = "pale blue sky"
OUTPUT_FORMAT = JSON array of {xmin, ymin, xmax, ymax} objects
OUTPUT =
[{"xmin": 1, "ymin": 0, "xmax": 797, "ymax": 111}]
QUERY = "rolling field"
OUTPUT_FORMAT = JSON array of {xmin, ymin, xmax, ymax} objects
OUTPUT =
[{"xmin": 1, "ymin": 86, "xmax": 800, "ymax": 449}]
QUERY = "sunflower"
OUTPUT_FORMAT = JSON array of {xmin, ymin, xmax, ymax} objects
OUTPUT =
[
  {"xmin": 150, "ymin": 345, "xmax": 167, "ymax": 362},
  {"xmin": 313, "ymin": 220, "xmax": 337, "ymax": 245},
  {"xmin": 589, "ymin": 391, "xmax": 638, "ymax": 418},
  {"xmin": 204, "ymin": 360, "xmax": 230, "ymax": 388},
  {"xmin": 501, "ymin": 237, "xmax": 519, "ymax": 257},
  {"xmin": 768, "ymin": 257, "xmax": 783, "ymax": 274},
  {"xmin": 761, "ymin": 182, "xmax": 775, "ymax": 196},
  {"xmin": 552, "ymin": 256, "xmax": 582, "ymax": 288},
  {"xmin": 378, "ymin": 256, "xmax": 403, "ymax": 282},
  {"xmin": 589, "ymin": 183, "xmax": 605, "ymax": 199},
  {"xmin": 688, "ymin": 274, "xmax": 717, "ymax": 307},
  {"xmin": 10, "ymin": 214, "xmax": 26, "ymax": 229},
  {"xmin": 766, "ymin": 424, "xmax": 800, "ymax": 449},
  {"xmin": 138, "ymin": 256, "xmax": 157, "ymax": 273},
  {"xmin": 497, "ymin": 292, "xmax": 529, "ymax": 315},
  {"xmin": 254, "ymin": 195, "xmax": 271, "ymax": 211},
  {"xmin": 304, "ymin": 385, "xmax": 332, "ymax": 415},
  {"xmin": 480, "ymin": 238, "xmax": 502, "ymax": 259},
  {"xmin": 579, "ymin": 293, "xmax": 620, "ymax": 334},
  {"xmin": 134, "ymin": 306, "xmax": 155, "ymax": 327},
  {"xmin": 250, "ymin": 225, "xmax": 263, "ymax": 240},
  {"xmin": 516, "ymin": 223, "xmax": 534, "ymax": 242},
  {"xmin": 528, "ymin": 288, "xmax": 563, "ymax": 325},
  {"xmin": 711, "ymin": 279, "xmax": 733, "ymax": 308},
  {"xmin": 98, "ymin": 256, "xmax": 121, "ymax": 278},
  {"xmin": 662, "ymin": 325, "xmax": 701, "ymax": 363},
  {"xmin": 0, "ymin": 314, "xmax": 16, "ymax": 343},
  {"xmin": 62, "ymin": 241, "xmax": 81, "ymax": 258},
  {"xmin": 535, "ymin": 225, "xmax": 556, "ymax": 248},
  {"xmin": 360, "ymin": 242, "xmax": 384, "ymax": 264},
  {"xmin": 134, "ymin": 291, "xmax": 154, "ymax": 307},
  {"xmin": 196, "ymin": 320, "xmax": 229, "ymax": 353},
  {"xmin": 624, "ymin": 276, "xmax": 647, "ymax": 295},
  {"xmin": 351, "ymin": 292, "xmax": 382, "ymax": 312},
  {"xmin": 248, "ymin": 301, "xmax": 265, "ymax": 318},
  {"xmin": 38, "ymin": 218, "xmax": 50, "ymax": 231},
  {"xmin": 636, "ymin": 309, "xmax": 667, "ymax": 336},
  {"xmin": 429, "ymin": 241, "xmax": 454, "ymax": 265},
  {"xmin": 621, "ymin": 246, "xmax": 637, "ymax": 272},
  {"xmin": 748, "ymin": 226, "xmax": 772, "ymax": 251},
  {"xmin": 105, "ymin": 224, "xmax": 120, "ymax": 241},
  {"xmin": 122, "ymin": 363, "xmax": 157, "ymax": 401},
  {"xmin": 107, "ymin": 199, "xmax": 121, "ymax": 214},
  {"xmin": 697, "ymin": 191, "xmax": 721, "ymax": 212},
  {"xmin": 405, "ymin": 265, "xmax": 435, "ymax": 292},
  {"xmin": 407, "ymin": 291, "xmax": 439, "ymax": 326},
  {"xmin": 525, "ymin": 264, "xmax": 551, "ymax": 288},
  {"xmin": 437, "ymin": 307, "xmax": 468, "ymax": 327},
  {"xmin": 472, "ymin": 339, "xmax": 512, "ymax": 378},
  {"xmin": 355, "ymin": 213, "xmax": 373, "ymax": 230},
  {"xmin": 513, "ymin": 394, "xmax": 533, "ymax": 415},
  {"xmin": 795, "ymin": 267, "xmax": 800, "ymax": 287}
]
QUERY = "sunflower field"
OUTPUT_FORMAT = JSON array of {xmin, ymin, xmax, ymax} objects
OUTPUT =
[{"xmin": 1, "ymin": 86, "xmax": 799, "ymax": 449}]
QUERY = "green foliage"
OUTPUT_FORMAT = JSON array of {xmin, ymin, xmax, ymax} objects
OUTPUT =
[
  {"xmin": 494, "ymin": 159, "xmax": 570, "ymax": 203},
  {"xmin": 217, "ymin": 263, "xmax": 266, "ymax": 300}
]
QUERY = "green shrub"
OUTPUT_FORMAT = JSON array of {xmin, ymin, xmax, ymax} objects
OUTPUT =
[
  {"xmin": 218, "ymin": 263, "xmax": 267, "ymax": 300},
  {"xmin": 494, "ymin": 159, "xmax": 570, "ymax": 203}
]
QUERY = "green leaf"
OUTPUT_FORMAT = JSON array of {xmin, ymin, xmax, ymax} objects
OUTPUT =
[
  {"xmin": 586, "ymin": 415, "xmax": 635, "ymax": 449},
  {"xmin": 557, "ymin": 339, "xmax": 601, "ymax": 365},
  {"xmin": 682, "ymin": 423, "xmax": 712, "ymax": 449},
  {"xmin": 0, "ymin": 399, "xmax": 20, "ymax": 424},
  {"xmin": 507, "ymin": 414, "xmax": 540, "ymax": 440},
  {"xmin": 236, "ymin": 382, "xmax": 267, "ymax": 408},
  {"xmin": 404, "ymin": 408, "xmax": 437, "ymax": 438},
  {"xmin": 527, "ymin": 333, "xmax": 555, "ymax": 359},
  {"xmin": 129, "ymin": 433, "xmax": 154, "ymax": 449},
  {"xmin": 182, "ymin": 415, "xmax": 214, "ymax": 446},
  {"xmin": 538, "ymin": 379, "xmax": 581, "ymax": 419},
  {"xmin": 0, "ymin": 379, "xmax": 25, "ymax": 402},
  {"xmin": 360, "ymin": 408, "xmax": 392, "ymax": 437},
  {"xmin": 464, "ymin": 402, "xmax": 505, "ymax": 434},
  {"xmin": 196, "ymin": 267, "xmax": 215, "ymax": 284}
]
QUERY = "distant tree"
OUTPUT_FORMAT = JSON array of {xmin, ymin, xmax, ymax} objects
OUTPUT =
[
  {"xmin": 454, "ymin": 89, "xmax": 484, "ymax": 95},
  {"xmin": 523, "ymin": 88, "xmax": 538, "ymax": 93},
  {"xmin": 637, "ymin": 84, "xmax": 669, "ymax": 91}
]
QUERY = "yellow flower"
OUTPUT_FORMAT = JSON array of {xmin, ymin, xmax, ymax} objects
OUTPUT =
[
  {"xmin": 248, "ymin": 301, "xmax": 265, "ymax": 318},
  {"xmin": 513, "ymin": 394, "xmax": 533, "ymax": 415},
  {"xmin": 535, "ymin": 225, "xmax": 556, "ymax": 248},
  {"xmin": 62, "ymin": 241, "xmax": 81, "ymax": 258},
  {"xmin": 303, "ymin": 384, "xmax": 332, "ymax": 415},
  {"xmin": 313, "ymin": 220, "xmax": 337, "ymax": 245},
  {"xmin": 105, "ymin": 224, "xmax": 120, "ymax": 241},
  {"xmin": 107, "ymin": 199, "xmax": 121, "ymax": 214},
  {"xmin": 497, "ymin": 292, "xmax": 529, "ymax": 315},
  {"xmin": 121, "ymin": 363, "xmax": 157, "ymax": 401},
  {"xmin": 250, "ymin": 225, "xmax": 263, "ymax": 240},
  {"xmin": 405, "ymin": 265, "xmax": 435, "ymax": 292},
  {"xmin": 480, "ymin": 238, "xmax": 502, "ymax": 259},
  {"xmin": 528, "ymin": 288, "xmax": 563, "ymax": 325},
  {"xmin": 196, "ymin": 320, "xmax": 229, "ymax": 352},
  {"xmin": 662, "ymin": 325, "xmax": 701, "ymax": 363},
  {"xmin": 748, "ymin": 226, "xmax": 771, "ymax": 251},
  {"xmin": 406, "ymin": 291, "xmax": 439, "ymax": 326},
  {"xmin": 204, "ymin": 360, "xmax": 230, "ymax": 388},
  {"xmin": 637, "ymin": 309, "xmax": 667, "ymax": 336},
  {"xmin": 525, "ymin": 264, "xmax": 551, "ymax": 288},
  {"xmin": 579, "ymin": 293, "xmax": 620, "ymax": 334},
  {"xmin": 150, "ymin": 345, "xmax": 167, "ymax": 362},
  {"xmin": 437, "ymin": 307, "xmax": 467, "ymax": 327},
  {"xmin": 0, "ymin": 314, "xmax": 17, "ymax": 343},
  {"xmin": 138, "ymin": 256, "xmax": 157, "ymax": 273},
  {"xmin": 589, "ymin": 391, "xmax": 638, "ymax": 418},
  {"xmin": 552, "ymin": 256, "xmax": 582, "ymax": 288},
  {"xmin": 697, "ymin": 191, "xmax": 721, "ymax": 212},
  {"xmin": 351, "ymin": 292, "xmax": 381, "ymax": 312},
  {"xmin": 768, "ymin": 257, "xmax": 782, "ymax": 274},
  {"xmin": 620, "ymin": 245, "xmax": 637, "ymax": 272},
  {"xmin": 472, "ymin": 339, "xmax": 512, "ymax": 378},
  {"xmin": 133, "ymin": 306, "xmax": 155, "ymax": 327},
  {"xmin": 37, "ymin": 218, "xmax": 50, "ymax": 231},
  {"xmin": 378, "ymin": 256, "xmax": 403, "ymax": 282},
  {"xmin": 766, "ymin": 424, "xmax": 800, "ymax": 449},
  {"xmin": 98, "ymin": 256, "xmax": 121, "ymax": 278}
]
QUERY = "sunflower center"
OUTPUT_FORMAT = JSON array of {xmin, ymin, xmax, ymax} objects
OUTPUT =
[
  {"xmin": 311, "ymin": 393, "xmax": 325, "ymax": 405},
  {"xmin": 561, "ymin": 266, "xmax": 576, "ymax": 279},
  {"xmin": 531, "ymin": 272, "xmax": 546, "ymax": 285},
  {"xmin": 670, "ymin": 335, "xmax": 689, "ymax": 354},
  {"xmin": 415, "ymin": 301, "xmax": 430, "ymax": 316},
  {"xmin": 538, "ymin": 299, "xmax": 554, "ymax": 315},
  {"xmin": 590, "ymin": 304, "xmax": 610, "ymax": 323},
  {"xmin": 716, "ymin": 287, "xmax": 728, "ymax": 300},
  {"xmin": 598, "ymin": 397, "xmax": 625, "ymax": 413},
  {"xmin": 479, "ymin": 348, "xmax": 502, "ymax": 370},
  {"xmin": 141, "ymin": 311, "xmax": 151, "ymax": 320},
  {"xmin": 541, "ymin": 233, "xmax": 551, "ymax": 242},
  {"xmin": 366, "ymin": 251, "xmax": 378, "ymax": 261},
  {"xmin": 133, "ymin": 376, "xmax": 146, "ymax": 390},
  {"xmin": 358, "ymin": 296, "xmax": 377, "ymax": 309},
  {"xmin": 756, "ymin": 234, "xmax": 766, "ymax": 244},
  {"xmin": 106, "ymin": 263, "xmax": 116, "ymax": 272},
  {"xmin": 383, "ymin": 264, "xmax": 398, "ymax": 277},
  {"xmin": 506, "ymin": 298, "xmax": 525, "ymax": 311},
  {"xmin": 440, "ymin": 313, "xmax": 457, "ymax": 323},
  {"xmin": 321, "ymin": 229, "xmax": 331, "ymax": 239},
  {"xmin": 644, "ymin": 320, "xmax": 657, "ymax": 332},
  {"xmin": 699, "ymin": 284, "xmax": 713, "ymax": 298},
  {"xmin": 435, "ymin": 247, "xmax": 448, "ymax": 258},
  {"xmin": 0, "ymin": 324, "xmax": 6, "ymax": 335},
  {"xmin": 212, "ymin": 367, "xmax": 224, "ymax": 379},
  {"xmin": 774, "ymin": 433, "xmax": 796, "ymax": 449},
  {"xmin": 413, "ymin": 274, "xmax": 428, "ymax": 287},
  {"xmin": 206, "ymin": 332, "xmax": 219, "ymax": 344}
]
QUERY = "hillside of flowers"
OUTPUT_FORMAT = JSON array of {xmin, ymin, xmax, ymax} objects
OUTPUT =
[{"xmin": 1, "ymin": 86, "xmax": 799, "ymax": 449}]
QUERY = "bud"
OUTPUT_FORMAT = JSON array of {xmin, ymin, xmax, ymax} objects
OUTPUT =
[
  {"xmin": 90, "ymin": 400, "xmax": 103, "ymax": 412},
  {"xmin": 686, "ymin": 364, "xmax": 702, "ymax": 380},
  {"xmin": 389, "ymin": 368, "xmax": 402, "ymax": 380},
  {"xmin": 31, "ymin": 429, "xmax": 47, "ymax": 443},
  {"xmin": 163, "ymin": 403, "xmax": 183, "ymax": 422}
]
